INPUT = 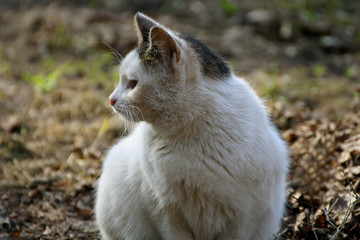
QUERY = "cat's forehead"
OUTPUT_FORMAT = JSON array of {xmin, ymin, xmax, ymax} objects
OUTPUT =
[{"xmin": 120, "ymin": 50, "xmax": 142, "ymax": 77}]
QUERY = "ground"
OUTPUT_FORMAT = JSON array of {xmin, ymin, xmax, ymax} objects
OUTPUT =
[{"xmin": 0, "ymin": 1, "xmax": 360, "ymax": 239}]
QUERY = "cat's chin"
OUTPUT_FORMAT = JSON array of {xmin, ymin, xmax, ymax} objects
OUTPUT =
[
  {"xmin": 121, "ymin": 116, "xmax": 142, "ymax": 123},
  {"xmin": 115, "ymin": 111, "xmax": 143, "ymax": 123},
  {"xmin": 112, "ymin": 105, "xmax": 144, "ymax": 122}
]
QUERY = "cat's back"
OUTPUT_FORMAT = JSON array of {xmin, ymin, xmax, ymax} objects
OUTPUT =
[
  {"xmin": 192, "ymin": 75, "xmax": 288, "ymax": 176},
  {"xmin": 199, "ymin": 75, "xmax": 269, "ymax": 137}
]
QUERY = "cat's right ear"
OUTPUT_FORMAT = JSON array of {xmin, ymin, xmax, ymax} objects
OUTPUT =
[
  {"xmin": 149, "ymin": 27, "xmax": 181, "ymax": 63},
  {"xmin": 135, "ymin": 13, "xmax": 159, "ymax": 45}
]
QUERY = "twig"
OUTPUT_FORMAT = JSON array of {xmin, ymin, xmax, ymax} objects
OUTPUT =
[
  {"xmin": 311, "ymin": 208, "xmax": 319, "ymax": 240},
  {"xmin": 328, "ymin": 171, "xmax": 360, "ymax": 240},
  {"xmin": 329, "ymin": 197, "xmax": 359, "ymax": 240},
  {"xmin": 274, "ymin": 227, "xmax": 288, "ymax": 240},
  {"xmin": 342, "ymin": 170, "xmax": 359, "ymax": 199},
  {"xmin": 323, "ymin": 197, "xmax": 338, "ymax": 230},
  {"xmin": 328, "ymin": 197, "xmax": 339, "ymax": 214}
]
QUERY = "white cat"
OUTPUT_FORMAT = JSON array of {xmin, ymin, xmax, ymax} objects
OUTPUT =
[{"xmin": 95, "ymin": 13, "xmax": 289, "ymax": 240}]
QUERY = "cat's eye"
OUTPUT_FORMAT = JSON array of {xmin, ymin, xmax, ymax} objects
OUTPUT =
[{"xmin": 126, "ymin": 80, "xmax": 138, "ymax": 90}]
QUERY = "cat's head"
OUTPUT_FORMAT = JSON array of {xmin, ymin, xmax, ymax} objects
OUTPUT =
[{"xmin": 109, "ymin": 13, "xmax": 230, "ymax": 124}]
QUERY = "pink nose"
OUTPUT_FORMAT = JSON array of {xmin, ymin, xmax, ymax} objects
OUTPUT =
[{"xmin": 110, "ymin": 99, "xmax": 116, "ymax": 106}]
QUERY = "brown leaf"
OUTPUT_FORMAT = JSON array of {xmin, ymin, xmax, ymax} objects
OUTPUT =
[{"xmin": 314, "ymin": 209, "xmax": 327, "ymax": 228}]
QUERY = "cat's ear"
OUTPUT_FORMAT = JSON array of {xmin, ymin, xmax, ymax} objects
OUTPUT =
[
  {"xmin": 134, "ymin": 12, "xmax": 159, "ymax": 45},
  {"xmin": 149, "ymin": 26, "xmax": 181, "ymax": 63}
]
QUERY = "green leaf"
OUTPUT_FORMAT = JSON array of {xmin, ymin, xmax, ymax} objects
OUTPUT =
[
  {"xmin": 219, "ymin": 0, "xmax": 237, "ymax": 15},
  {"xmin": 312, "ymin": 64, "xmax": 326, "ymax": 77}
]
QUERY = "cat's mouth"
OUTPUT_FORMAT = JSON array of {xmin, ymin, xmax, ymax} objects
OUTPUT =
[{"xmin": 113, "ymin": 104, "xmax": 144, "ymax": 122}]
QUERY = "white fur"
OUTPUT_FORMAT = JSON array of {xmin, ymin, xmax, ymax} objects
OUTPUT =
[{"xmin": 95, "ymin": 13, "xmax": 289, "ymax": 240}]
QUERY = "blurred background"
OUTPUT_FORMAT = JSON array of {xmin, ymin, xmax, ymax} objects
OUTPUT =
[{"xmin": 0, "ymin": 0, "xmax": 359, "ymax": 239}]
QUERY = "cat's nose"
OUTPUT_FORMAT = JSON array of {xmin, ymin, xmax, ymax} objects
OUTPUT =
[{"xmin": 110, "ymin": 98, "xmax": 117, "ymax": 106}]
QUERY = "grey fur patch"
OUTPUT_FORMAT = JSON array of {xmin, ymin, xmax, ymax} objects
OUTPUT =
[
  {"xmin": 178, "ymin": 33, "xmax": 231, "ymax": 80},
  {"xmin": 137, "ymin": 43, "xmax": 172, "ymax": 74}
]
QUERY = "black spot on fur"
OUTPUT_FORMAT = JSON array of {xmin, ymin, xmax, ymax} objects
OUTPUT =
[
  {"xmin": 137, "ymin": 43, "xmax": 171, "ymax": 73},
  {"xmin": 136, "ymin": 32, "xmax": 231, "ymax": 78},
  {"xmin": 137, "ymin": 42, "xmax": 148, "ymax": 59},
  {"xmin": 179, "ymin": 33, "xmax": 231, "ymax": 80}
]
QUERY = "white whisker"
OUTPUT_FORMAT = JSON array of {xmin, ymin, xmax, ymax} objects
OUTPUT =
[
  {"xmin": 128, "ymin": 105, "xmax": 139, "ymax": 122},
  {"xmin": 100, "ymin": 40, "xmax": 123, "ymax": 64},
  {"xmin": 120, "ymin": 106, "xmax": 129, "ymax": 135},
  {"xmin": 131, "ymin": 105, "xmax": 144, "ymax": 121}
]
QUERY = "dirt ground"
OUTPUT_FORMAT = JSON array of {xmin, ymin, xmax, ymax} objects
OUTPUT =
[{"xmin": 0, "ymin": 1, "xmax": 360, "ymax": 239}]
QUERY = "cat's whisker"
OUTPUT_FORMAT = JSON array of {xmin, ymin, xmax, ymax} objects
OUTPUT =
[
  {"xmin": 109, "ymin": 107, "xmax": 127, "ymax": 137},
  {"xmin": 121, "ymin": 117, "xmax": 128, "ymax": 138},
  {"xmin": 131, "ymin": 109, "xmax": 139, "ymax": 123},
  {"xmin": 120, "ymin": 106, "xmax": 129, "ymax": 134},
  {"xmin": 103, "ymin": 52, "xmax": 119, "ymax": 65},
  {"xmin": 130, "ymin": 105, "xmax": 144, "ymax": 121},
  {"xmin": 128, "ymin": 105, "xmax": 141, "ymax": 122},
  {"xmin": 126, "ymin": 105, "xmax": 135, "ymax": 120},
  {"xmin": 128, "ymin": 109, "xmax": 134, "ymax": 123},
  {"xmin": 99, "ymin": 40, "xmax": 123, "ymax": 64},
  {"xmin": 125, "ymin": 109, "xmax": 132, "ymax": 133},
  {"xmin": 130, "ymin": 112, "xmax": 138, "ymax": 122}
]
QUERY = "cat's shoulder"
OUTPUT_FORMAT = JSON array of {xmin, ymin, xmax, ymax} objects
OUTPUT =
[{"xmin": 103, "ymin": 123, "xmax": 147, "ymax": 167}]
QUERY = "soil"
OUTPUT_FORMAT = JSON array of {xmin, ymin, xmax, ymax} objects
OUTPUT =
[{"xmin": 0, "ymin": 1, "xmax": 360, "ymax": 239}]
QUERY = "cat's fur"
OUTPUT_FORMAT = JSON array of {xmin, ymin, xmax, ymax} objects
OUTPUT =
[{"xmin": 95, "ymin": 13, "xmax": 289, "ymax": 240}]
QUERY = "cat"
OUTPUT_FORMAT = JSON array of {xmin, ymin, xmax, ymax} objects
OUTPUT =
[{"xmin": 95, "ymin": 12, "xmax": 289, "ymax": 240}]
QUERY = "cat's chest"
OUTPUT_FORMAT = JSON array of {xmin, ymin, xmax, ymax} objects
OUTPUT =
[
  {"xmin": 142, "ymin": 148, "xmax": 235, "ymax": 236},
  {"xmin": 140, "ymin": 131, "xmax": 239, "ymax": 195},
  {"xmin": 144, "ymin": 138, "xmax": 207, "ymax": 180}
]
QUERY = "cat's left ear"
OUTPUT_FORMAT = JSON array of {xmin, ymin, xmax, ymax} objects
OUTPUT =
[
  {"xmin": 135, "ymin": 12, "xmax": 159, "ymax": 45},
  {"xmin": 149, "ymin": 26, "xmax": 181, "ymax": 63}
]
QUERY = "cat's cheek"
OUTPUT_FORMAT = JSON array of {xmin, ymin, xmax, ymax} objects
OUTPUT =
[
  {"xmin": 130, "ymin": 97, "xmax": 156, "ymax": 123},
  {"xmin": 128, "ymin": 88, "xmax": 149, "ymax": 118},
  {"xmin": 131, "ymin": 101, "xmax": 150, "ymax": 122}
]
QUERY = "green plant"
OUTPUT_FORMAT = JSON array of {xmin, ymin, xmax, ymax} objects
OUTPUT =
[
  {"xmin": 49, "ymin": 23, "xmax": 73, "ymax": 50},
  {"xmin": 22, "ymin": 70, "xmax": 61, "ymax": 93},
  {"xmin": 67, "ymin": 52, "xmax": 118, "ymax": 89},
  {"xmin": 0, "ymin": 89, "xmax": 5, "ymax": 99},
  {"xmin": 345, "ymin": 66, "xmax": 357, "ymax": 79},
  {"xmin": 219, "ymin": 0, "xmax": 237, "ymax": 16},
  {"xmin": 272, "ymin": 0, "xmax": 359, "ymax": 27},
  {"xmin": 90, "ymin": 0, "xmax": 104, "ymax": 8},
  {"xmin": 0, "ymin": 63, "xmax": 10, "ymax": 77},
  {"xmin": 312, "ymin": 64, "xmax": 326, "ymax": 77},
  {"xmin": 40, "ymin": 56, "xmax": 55, "ymax": 71},
  {"xmin": 262, "ymin": 62, "xmax": 282, "ymax": 99}
]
